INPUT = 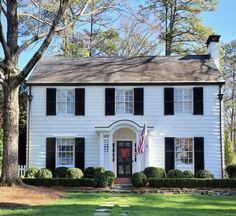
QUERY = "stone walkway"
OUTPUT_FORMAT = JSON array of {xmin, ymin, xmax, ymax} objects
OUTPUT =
[{"xmin": 94, "ymin": 198, "xmax": 129, "ymax": 216}]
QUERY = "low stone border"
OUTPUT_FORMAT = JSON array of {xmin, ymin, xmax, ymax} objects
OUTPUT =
[{"xmin": 64, "ymin": 185, "xmax": 236, "ymax": 196}]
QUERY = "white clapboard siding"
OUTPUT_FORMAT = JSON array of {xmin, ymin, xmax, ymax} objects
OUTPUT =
[{"xmin": 29, "ymin": 85, "xmax": 223, "ymax": 178}]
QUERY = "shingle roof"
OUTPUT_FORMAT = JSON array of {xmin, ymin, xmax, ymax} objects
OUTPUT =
[{"xmin": 26, "ymin": 55, "xmax": 224, "ymax": 85}]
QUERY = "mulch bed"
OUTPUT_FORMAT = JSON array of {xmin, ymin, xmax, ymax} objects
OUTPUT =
[{"xmin": 0, "ymin": 185, "xmax": 64, "ymax": 208}]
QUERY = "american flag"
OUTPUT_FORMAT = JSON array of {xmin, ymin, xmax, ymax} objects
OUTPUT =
[{"xmin": 137, "ymin": 123, "xmax": 147, "ymax": 154}]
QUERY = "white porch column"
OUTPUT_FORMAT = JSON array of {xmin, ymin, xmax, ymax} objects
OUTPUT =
[
  {"xmin": 99, "ymin": 133, "xmax": 104, "ymax": 167},
  {"xmin": 108, "ymin": 134, "xmax": 113, "ymax": 171}
]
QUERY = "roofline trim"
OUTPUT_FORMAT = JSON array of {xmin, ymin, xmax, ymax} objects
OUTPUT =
[{"xmin": 26, "ymin": 81, "xmax": 225, "ymax": 86}]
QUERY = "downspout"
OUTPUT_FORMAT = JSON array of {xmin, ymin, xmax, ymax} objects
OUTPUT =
[
  {"xmin": 218, "ymin": 85, "xmax": 224, "ymax": 178},
  {"xmin": 26, "ymin": 86, "xmax": 33, "ymax": 168}
]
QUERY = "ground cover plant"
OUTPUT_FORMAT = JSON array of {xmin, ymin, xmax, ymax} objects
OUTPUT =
[{"xmin": 1, "ymin": 191, "xmax": 236, "ymax": 216}]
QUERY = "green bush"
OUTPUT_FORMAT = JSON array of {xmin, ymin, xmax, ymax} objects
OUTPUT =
[
  {"xmin": 66, "ymin": 168, "xmax": 83, "ymax": 179},
  {"xmin": 25, "ymin": 167, "xmax": 40, "ymax": 179},
  {"xmin": 107, "ymin": 177, "xmax": 115, "ymax": 186},
  {"xmin": 22, "ymin": 178, "xmax": 95, "ymax": 187},
  {"xmin": 167, "ymin": 169, "xmax": 183, "ymax": 178},
  {"xmin": 104, "ymin": 170, "xmax": 115, "ymax": 178},
  {"xmin": 226, "ymin": 164, "xmax": 236, "ymax": 178},
  {"xmin": 36, "ymin": 168, "xmax": 52, "ymax": 179},
  {"xmin": 131, "ymin": 172, "xmax": 147, "ymax": 187},
  {"xmin": 84, "ymin": 167, "xmax": 96, "ymax": 178},
  {"xmin": 195, "ymin": 170, "xmax": 214, "ymax": 179},
  {"xmin": 94, "ymin": 172, "xmax": 108, "ymax": 187},
  {"xmin": 182, "ymin": 170, "xmax": 194, "ymax": 178},
  {"xmin": 143, "ymin": 167, "xmax": 166, "ymax": 179},
  {"xmin": 55, "ymin": 167, "xmax": 68, "ymax": 178},
  {"xmin": 149, "ymin": 178, "xmax": 236, "ymax": 188},
  {"xmin": 94, "ymin": 167, "xmax": 105, "ymax": 175}
]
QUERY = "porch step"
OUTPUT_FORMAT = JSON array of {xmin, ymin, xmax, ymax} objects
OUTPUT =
[{"xmin": 115, "ymin": 178, "xmax": 131, "ymax": 185}]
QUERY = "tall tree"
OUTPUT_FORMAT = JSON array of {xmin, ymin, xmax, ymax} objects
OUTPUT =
[
  {"xmin": 0, "ymin": 0, "xmax": 112, "ymax": 186},
  {"xmin": 223, "ymin": 40, "xmax": 236, "ymax": 154},
  {"xmin": 118, "ymin": 18, "xmax": 159, "ymax": 56},
  {"xmin": 141, "ymin": 0, "xmax": 218, "ymax": 55}
]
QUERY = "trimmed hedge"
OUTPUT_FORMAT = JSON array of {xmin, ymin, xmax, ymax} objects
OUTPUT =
[
  {"xmin": 66, "ymin": 168, "xmax": 83, "ymax": 179},
  {"xmin": 167, "ymin": 169, "xmax": 183, "ymax": 178},
  {"xmin": 25, "ymin": 167, "xmax": 40, "ymax": 179},
  {"xmin": 226, "ymin": 164, "xmax": 236, "ymax": 178},
  {"xmin": 84, "ymin": 167, "xmax": 96, "ymax": 179},
  {"xmin": 131, "ymin": 172, "xmax": 147, "ymax": 187},
  {"xmin": 36, "ymin": 168, "xmax": 53, "ymax": 179},
  {"xmin": 182, "ymin": 170, "xmax": 194, "ymax": 178},
  {"xmin": 195, "ymin": 170, "xmax": 214, "ymax": 179},
  {"xmin": 108, "ymin": 177, "xmax": 115, "ymax": 186},
  {"xmin": 143, "ymin": 167, "xmax": 166, "ymax": 179},
  {"xmin": 149, "ymin": 178, "xmax": 236, "ymax": 188},
  {"xmin": 94, "ymin": 172, "xmax": 108, "ymax": 187},
  {"xmin": 55, "ymin": 167, "xmax": 68, "ymax": 178},
  {"xmin": 22, "ymin": 178, "xmax": 95, "ymax": 187}
]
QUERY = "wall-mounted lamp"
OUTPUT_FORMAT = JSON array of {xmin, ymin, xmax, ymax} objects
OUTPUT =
[
  {"xmin": 27, "ymin": 94, "xmax": 33, "ymax": 102},
  {"xmin": 218, "ymin": 93, "xmax": 224, "ymax": 101}
]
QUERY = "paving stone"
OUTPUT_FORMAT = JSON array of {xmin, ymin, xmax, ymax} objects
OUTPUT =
[
  {"xmin": 119, "ymin": 205, "xmax": 129, "ymax": 208},
  {"xmin": 119, "ymin": 213, "xmax": 128, "ymax": 216},
  {"xmin": 95, "ymin": 208, "xmax": 111, "ymax": 212},
  {"xmin": 94, "ymin": 212, "xmax": 110, "ymax": 216}
]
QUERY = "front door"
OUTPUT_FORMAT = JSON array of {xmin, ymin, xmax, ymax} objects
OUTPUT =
[{"xmin": 117, "ymin": 141, "xmax": 132, "ymax": 177}]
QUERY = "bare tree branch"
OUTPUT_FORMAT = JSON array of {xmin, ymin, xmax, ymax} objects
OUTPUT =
[
  {"xmin": 15, "ymin": 0, "xmax": 69, "ymax": 85},
  {"xmin": 0, "ymin": 1, "xmax": 10, "ymax": 57}
]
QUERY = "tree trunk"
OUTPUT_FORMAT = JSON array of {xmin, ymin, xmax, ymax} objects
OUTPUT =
[{"xmin": 0, "ymin": 84, "xmax": 21, "ymax": 185}]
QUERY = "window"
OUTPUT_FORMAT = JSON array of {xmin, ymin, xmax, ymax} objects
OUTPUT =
[
  {"xmin": 115, "ymin": 89, "xmax": 134, "ymax": 114},
  {"xmin": 174, "ymin": 89, "xmax": 192, "ymax": 113},
  {"xmin": 56, "ymin": 90, "xmax": 75, "ymax": 114},
  {"xmin": 56, "ymin": 138, "xmax": 74, "ymax": 167},
  {"xmin": 175, "ymin": 138, "xmax": 193, "ymax": 166},
  {"xmin": 103, "ymin": 135, "xmax": 109, "ymax": 170}
]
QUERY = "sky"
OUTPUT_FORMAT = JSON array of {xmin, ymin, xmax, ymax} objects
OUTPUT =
[{"xmin": 2, "ymin": 0, "xmax": 236, "ymax": 70}]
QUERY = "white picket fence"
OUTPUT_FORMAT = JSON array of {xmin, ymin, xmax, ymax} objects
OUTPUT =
[{"xmin": 18, "ymin": 165, "xmax": 26, "ymax": 177}]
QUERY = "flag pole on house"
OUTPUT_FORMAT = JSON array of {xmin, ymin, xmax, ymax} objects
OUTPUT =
[{"xmin": 137, "ymin": 122, "xmax": 147, "ymax": 172}]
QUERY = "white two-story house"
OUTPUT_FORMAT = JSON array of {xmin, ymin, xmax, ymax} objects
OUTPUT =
[{"xmin": 26, "ymin": 35, "xmax": 225, "ymax": 178}]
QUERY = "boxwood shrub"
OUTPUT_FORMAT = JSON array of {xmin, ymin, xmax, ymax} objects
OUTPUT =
[
  {"xmin": 226, "ymin": 164, "xmax": 236, "ymax": 178},
  {"xmin": 195, "ymin": 170, "xmax": 214, "ymax": 179},
  {"xmin": 22, "ymin": 178, "xmax": 95, "ymax": 187},
  {"xmin": 131, "ymin": 172, "xmax": 147, "ymax": 187},
  {"xmin": 25, "ymin": 167, "xmax": 40, "ymax": 179},
  {"xmin": 149, "ymin": 178, "xmax": 236, "ymax": 188},
  {"xmin": 94, "ymin": 167, "xmax": 105, "ymax": 175},
  {"xmin": 104, "ymin": 170, "xmax": 115, "ymax": 178},
  {"xmin": 55, "ymin": 167, "xmax": 68, "ymax": 178},
  {"xmin": 84, "ymin": 167, "xmax": 96, "ymax": 178},
  {"xmin": 107, "ymin": 177, "xmax": 115, "ymax": 186},
  {"xmin": 94, "ymin": 172, "xmax": 108, "ymax": 187},
  {"xmin": 66, "ymin": 168, "xmax": 83, "ymax": 179},
  {"xmin": 36, "ymin": 168, "xmax": 53, "ymax": 179},
  {"xmin": 167, "ymin": 169, "xmax": 183, "ymax": 178},
  {"xmin": 182, "ymin": 170, "xmax": 194, "ymax": 178},
  {"xmin": 143, "ymin": 167, "xmax": 166, "ymax": 179}
]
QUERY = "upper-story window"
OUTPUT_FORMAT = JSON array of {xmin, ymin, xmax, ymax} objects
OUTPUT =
[
  {"xmin": 174, "ymin": 89, "xmax": 192, "ymax": 114},
  {"xmin": 56, "ymin": 138, "xmax": 74, "ymax": 167},
  {"xmin": 56, "ymin": 90, "xmax": 75, "ymax": 114},
  {"xmin": 175, "ymin": 138, "xmax": 193, "ymax": 166},
  {"xmin": 115, "ymin": 89, "xmax": 134, "ymax": 114}
]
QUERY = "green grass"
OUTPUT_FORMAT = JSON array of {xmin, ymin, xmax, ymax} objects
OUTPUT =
[{"xmin": 1, "ymin": 193, "xmax": 236, "ymax": 216}]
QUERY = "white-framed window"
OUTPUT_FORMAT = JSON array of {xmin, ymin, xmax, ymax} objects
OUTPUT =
[
  {"xmin": 56, "ymin": 89, "xmax": 75, "ymax": 114},
  {"xmin": 115, "ymin": 89, "xmax": 134, "ymax": 114},
  {"xmin": 103, "ymin": 135, "xmax": 109, "ymax": 170},
  {"xmin": 175, "ymin": 138, "xmax": 193, "ymax": 166},
  {"xmin": 174, "ymin": 89, "xmax": 192, "ymax": 114},
  {"xmin": 56, "ymin": 138, "xmax": 75, "ymax": 167}
]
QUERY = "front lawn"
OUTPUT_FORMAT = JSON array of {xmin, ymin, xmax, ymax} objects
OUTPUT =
[{"xmin": 1, "ymin": 192, "xmax": 236, "ymax": 216}]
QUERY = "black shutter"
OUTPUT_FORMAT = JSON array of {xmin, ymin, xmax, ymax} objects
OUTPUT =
[
  {"xmin": 75, "ymin": 88, "xmax": 85, "ymax": 115},
  {"xmin": 194, "ymin": 137, "xmax": 204, "ymax": 173},
  {"xmin": 193, "ymin": 87, "xmax": 203, "ymax": 115},
  {"xmin": 165, "ymin": 137, "xmax": 175, "ymax": 173},
  {"xmin": 75, "ymin": 138, "xmax": 85, "ymax": 171},
  {"xmin": 105, "ymin": 88, "xmax": 115, "ymax": 115},
  {"xmin": 46, "ymin": 137, "xmax": 56, "ymax": 173},
  {"xmin": 134, "ymin": 88, "xmax": 144, "ymax": 115},
  {"xmin": 164, "ymin": 88, "xmax": 174, "ymax": 115},
  {"xmin": 46, "ymin": 88, "xmax": 56, "ymax": 115}
]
